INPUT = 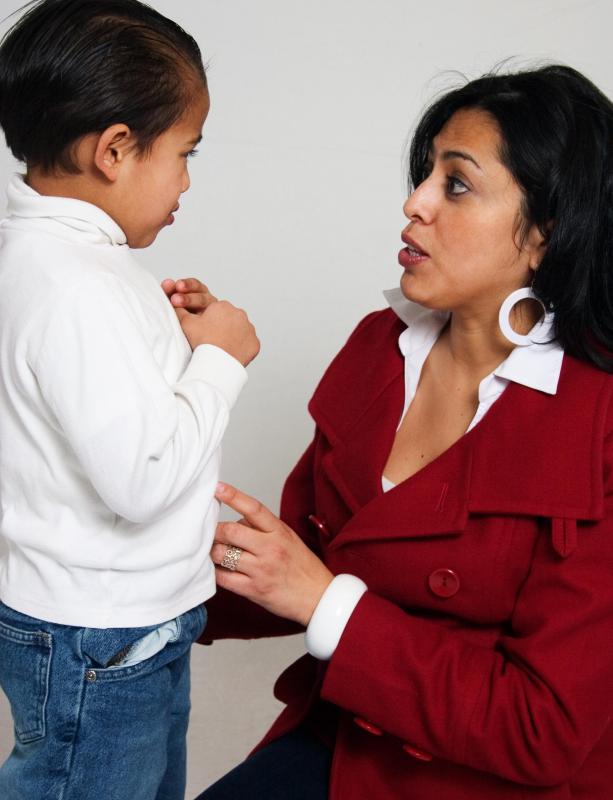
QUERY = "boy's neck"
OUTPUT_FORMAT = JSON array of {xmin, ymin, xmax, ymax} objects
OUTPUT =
[
  {"xmin": 26, "ymin": 160, "xmax": 126, "ymax": 241},
  {"xmin": 27, "ymin": 166, "xmax": 104, "ymax": 208},
  {"xmin": 26, "ymin": 131, "xmax": 115, "ymax": 210}
]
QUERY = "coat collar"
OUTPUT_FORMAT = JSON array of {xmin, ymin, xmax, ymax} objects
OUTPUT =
[{"xmin": 309, "ymin": 309, "xmax": 612, "ymax": 549}]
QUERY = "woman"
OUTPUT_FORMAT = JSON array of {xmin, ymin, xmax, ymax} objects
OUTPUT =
[{"xmin": 190, "ymin": 64, "xmax": 613, "ymax": 799}]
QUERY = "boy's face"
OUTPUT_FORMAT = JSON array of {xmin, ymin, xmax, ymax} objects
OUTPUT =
[{"xmin": 116, "ymin": 88, "xmax": 209, "ymax": 248}]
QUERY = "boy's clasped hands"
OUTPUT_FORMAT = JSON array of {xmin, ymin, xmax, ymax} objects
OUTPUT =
[{"xmin": 162, "ymin": 277, "xmax": 260, "ymax": 368}]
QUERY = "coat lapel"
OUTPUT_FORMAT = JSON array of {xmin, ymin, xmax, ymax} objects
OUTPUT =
[
  {"xmin": 309, "ymin": 309, "xmax": 405, "ymax": 514},
  {"xmin": 467, "ymin": 357, "xmax": 609, "ymax": 521},
  {"xmin": 327, "ymin": 438, "xmax": 472, "ymax": 550}
]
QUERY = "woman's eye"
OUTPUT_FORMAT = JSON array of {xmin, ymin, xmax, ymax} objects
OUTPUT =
[
  {"xmin": 185, "ymin": 148, "xmax": 199, "ymax": 159},
  {"xmin": 447, "ymin": 175, "xmax": 468, "ymax": 195}
]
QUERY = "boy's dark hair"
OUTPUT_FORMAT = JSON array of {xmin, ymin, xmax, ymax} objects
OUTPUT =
[
  {"xmin": 409, "ymin": 65, "xmax": 613, "ymax": 372},
  {"xmin": 0, "ymin": 0, "xmax": 207, "ymax": 173}
]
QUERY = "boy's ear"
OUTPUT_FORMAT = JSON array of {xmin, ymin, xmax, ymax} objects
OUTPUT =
[{"xmin": 93, "ymin": 124, "xmax": 134, "ymax": 181}]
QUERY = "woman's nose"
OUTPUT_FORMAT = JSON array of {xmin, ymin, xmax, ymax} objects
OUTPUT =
[
  {"xmin": 402, "ymin": 196, "xmax": 414, "ymax": 220},
  {"xmin": 403, "ymin": 179, "xmax": 434, "ymax": 224}
]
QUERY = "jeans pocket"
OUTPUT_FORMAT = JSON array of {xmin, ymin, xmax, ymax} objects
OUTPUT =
[
  {"xmin": 112, "ymin": 619, "xmax": 180, "ymax": 668},
  {"xmin": 81, "ymin": 618, "xmax": 182, "ymax": 681},
  {"xmin": 0, "ymin": 621, "xmax": 52, "ymax": 744}
]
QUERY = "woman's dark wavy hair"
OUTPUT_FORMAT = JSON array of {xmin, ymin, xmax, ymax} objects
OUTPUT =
[
  {"xmin": 409, "ymin": 65, "xmax": 613, "ymax": 372},
  {"xmin": 0, "ymin": 0, "xmax": 206, "ymax": 173}
]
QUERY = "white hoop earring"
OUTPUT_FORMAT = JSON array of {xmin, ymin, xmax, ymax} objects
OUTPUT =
[{"xmin": 498, "ymin": 287, "xmax": 549, "ymax": 347}]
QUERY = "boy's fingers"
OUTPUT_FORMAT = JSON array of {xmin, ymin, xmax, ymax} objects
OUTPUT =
[
  {"xmin": 161, "ymin": 278, "xmax": 176, "ymax": 297},
  {"xmin": 215, "ymin": 483, "xmax": 277, "ymax": 532},
  {"xmin": 175, "ymin": 277, "xmax": 207, "ymax": 293},
  {"xmin": 171, "ymin": 291, "xmax": 217, "ymax": 310}
]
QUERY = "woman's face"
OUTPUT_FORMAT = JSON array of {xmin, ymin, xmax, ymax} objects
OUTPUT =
[{"xmin": 398, "ymin": 108, "xmax": 543, "ymax": 317}]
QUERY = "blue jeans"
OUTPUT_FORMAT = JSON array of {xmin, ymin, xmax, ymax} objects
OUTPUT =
[
  {"xmin": 0, "ymin": 601, "xmax": 206, "ymax": 800},
  {"xmin": 194, "ymin": 727, "xmax": 331, "ymax": 799}
]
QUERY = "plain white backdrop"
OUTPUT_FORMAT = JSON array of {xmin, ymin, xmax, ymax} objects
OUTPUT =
[{"xmin": 0, "ymin": 0, "xmax": 611, "ymax": 794}]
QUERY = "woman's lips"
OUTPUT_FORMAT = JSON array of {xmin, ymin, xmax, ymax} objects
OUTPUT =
[{"xmin": 398, "ymin": 236, "xmax": 429, "ymax": 268}]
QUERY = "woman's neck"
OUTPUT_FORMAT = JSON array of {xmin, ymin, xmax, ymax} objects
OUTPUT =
[{"xmin": 437, "ymin": 297, "xmax": 541, "ymax": 382}]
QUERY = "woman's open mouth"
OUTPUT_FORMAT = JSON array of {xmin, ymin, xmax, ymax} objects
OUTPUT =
[{"xmin": 398, "ymin": 236, "xmax": 429, "ymax": 268}]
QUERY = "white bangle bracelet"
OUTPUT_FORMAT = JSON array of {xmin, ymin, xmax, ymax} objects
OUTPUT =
[{"xmin": 305, "ymin": 574, "xmax": 368, "ymax": 661}]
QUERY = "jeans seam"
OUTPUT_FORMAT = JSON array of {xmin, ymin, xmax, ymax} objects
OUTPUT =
[
  {"xmin": 58, "ymin": 628, "xmax": 87, "ymax": 800},
  {"xmin": 38, "ymin": 634, "xmax": 52, "ymax": 741}
]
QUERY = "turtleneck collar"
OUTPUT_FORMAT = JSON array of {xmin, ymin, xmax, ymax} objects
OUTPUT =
[{"xmin": 3, "ymin": 173, "xmax": 127, "ymax": 246}]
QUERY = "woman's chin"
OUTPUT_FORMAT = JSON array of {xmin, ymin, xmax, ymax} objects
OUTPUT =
[
  {"xmin": 399, "ymin": 274, "xmax": 450, "ymax": 312},
  {"xmin": 400, "ymin": 272, "xmax": 427, "ymax": 304}
]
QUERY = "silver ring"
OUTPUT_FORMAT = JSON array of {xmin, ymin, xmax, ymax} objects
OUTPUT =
[{"xmin": 221, "ymin": 545, "xmax": 242, "ymax": 571}]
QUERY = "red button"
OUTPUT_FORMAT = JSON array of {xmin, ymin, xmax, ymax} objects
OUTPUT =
[
  {"xmin": 353, "ymin": 716, "xmax": 383, "ymax": 736},
  {"xmin": 402, "ymin": 742, "xmax": 433, "ymax": 762},
  {"xmin": 428, "ymin": 568, "xmax": 460, "ymax": 598},
  {"xmin": 308, "ymin": 514, "xmax": 331, "ymax": 537}
]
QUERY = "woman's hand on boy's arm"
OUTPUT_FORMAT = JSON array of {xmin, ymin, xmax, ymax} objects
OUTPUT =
[
  {"xmin": 161, "ymin": 277, "xmax": 217, "ymax": 311},
  {"xmin": 212, "ymin": 482, "xmax": 334, "ymax": 627}
]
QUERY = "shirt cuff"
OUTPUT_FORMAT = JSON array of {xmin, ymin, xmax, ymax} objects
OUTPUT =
[
  {"xmin": 305, "ymin": 574, "xmax": 368, "ymax": 661},
  {"xmin": 181, "ymin": 344, "xmax": 248, "ymax": 410}
]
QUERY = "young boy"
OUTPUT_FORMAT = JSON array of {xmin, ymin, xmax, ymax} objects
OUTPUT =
[{"xmin": 0, "ymin": 1, "xmax": 259, "ymax": 798}]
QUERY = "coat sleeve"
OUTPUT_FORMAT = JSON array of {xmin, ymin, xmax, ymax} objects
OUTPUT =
[{"xmin": 319, "ymin": 430, "xmax": 613, "ymax": 786}]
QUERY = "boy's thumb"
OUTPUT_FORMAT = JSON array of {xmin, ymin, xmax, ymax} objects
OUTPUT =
[{"xmin": 174, "ymin": 307, "xmax": 190, "ymax": 322}]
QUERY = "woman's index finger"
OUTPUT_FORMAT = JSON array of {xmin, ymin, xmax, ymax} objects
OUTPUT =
[{"xmin": 215, "ymin": 483, "xmax": 276, "ymax": 532}]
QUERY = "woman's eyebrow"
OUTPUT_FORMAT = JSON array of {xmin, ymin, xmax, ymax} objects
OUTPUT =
[{"xmin": 440, "ymin": 149, "xmax": 482, "ymax": 170}]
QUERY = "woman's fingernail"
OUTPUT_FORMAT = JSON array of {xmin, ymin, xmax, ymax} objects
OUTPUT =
[{"xmin": 216, "ymin": 482, "xmax": 227, "ymax": 495}]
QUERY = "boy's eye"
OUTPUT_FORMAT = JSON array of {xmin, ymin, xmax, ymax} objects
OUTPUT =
[{"xmin": 447, "ymin": 175, "xmax": 469, "ymax": 196}]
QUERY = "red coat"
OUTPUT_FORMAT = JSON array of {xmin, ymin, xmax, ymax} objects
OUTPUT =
[{"xmin": 203, "ymin": 308, "xmax": 613, "ymax": 799}]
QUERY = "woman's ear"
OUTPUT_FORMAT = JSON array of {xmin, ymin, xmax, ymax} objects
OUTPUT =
[
  {"xmin": 525, "ymin": 222, "xmax": 549, "ymax": 271},
  {"xmin": 93, "ymin": 124, "xmax": 134, "ymax": 181}
]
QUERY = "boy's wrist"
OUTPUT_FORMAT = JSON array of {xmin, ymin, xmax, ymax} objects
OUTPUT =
[{"xmin": 181, "ymin": 345, "xmax": 247, "ymax": 409}]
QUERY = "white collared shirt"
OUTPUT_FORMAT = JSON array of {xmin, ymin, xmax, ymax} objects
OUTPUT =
[
  {"xmin": 381, "ymin": 288, "xmax": 564, "ymax": 489},
  {"xmin": 306, "ymin": 287, "xmax": 565, "ymax": 658},
  {"xmin": 0, "ymin": 174, "xmax": 247, "ymax": 628}
]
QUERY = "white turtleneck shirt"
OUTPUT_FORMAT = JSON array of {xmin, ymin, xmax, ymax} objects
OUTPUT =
[{"xmin": 0, "ymin": 174, "xmax": 247, "ymax": 628}]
